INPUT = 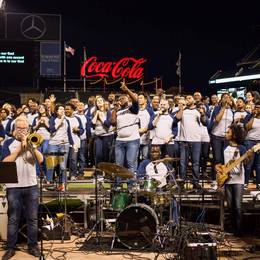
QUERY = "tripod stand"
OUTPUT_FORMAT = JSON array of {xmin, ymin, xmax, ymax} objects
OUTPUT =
[
  {"xmin": 46, "ymin": 152, "xmax": 70, "ymax": 242},
  {"xmin": 85, "ymin": 168, "xmax": 105, "ymax": 244},
  {"xmin": 28, "ymin": 143, "xmax": 46, "ymax": 260}
]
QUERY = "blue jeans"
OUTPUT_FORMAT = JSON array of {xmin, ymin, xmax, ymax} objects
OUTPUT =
[
  {"xmin": 115, "ymin": 139, "xmax": 140, "ymax": 173},
  {"xmin": 244, "ymin": 140, "xmax": 260, "ymax": 185},
  {"xmin": 211, "ymin": 134, "xmax": 228, "ymax": 180},
  {"xmin": 94, "ymin": 135, "xmax": 115, "ymax": 166},
  {"xmin": 36, "ymin": 139, "xmax": 49, "ymax": 177},
  {"xmin": 179, "ymin": 141, "xmax": 201, "ymax": 184},
  {"xmin": 139, "ymin": 144, "xmax": 150, "ymax": 161},
  {"xmin": 225, "ymin": 184, "xmax": 243, "ymax": 233},
  {"xmin": 46, "ymin": 144, "xmax": 70, "ymax": 183},
  {"xmin": 78, "ymin": 139, "xmax": 87, "ymax": 176},
  {"xmin": 6, "ymin": 185, "xmax": 39, "ymax": 249}
]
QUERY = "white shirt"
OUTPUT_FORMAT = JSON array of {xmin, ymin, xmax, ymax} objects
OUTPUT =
[
  {"xmin": 76, "ymin": 114, "xmax": 87, "ymax": 140},
  {"xmin": 246, "ymin": 118, "xmax": 260, "ymax": 141},
  {"xmin": 116, "ymin": 108, "xmax": 140, "ymax": 141},
  {"xmin": 152, "ymin": 114, "xmax": 174, "ymax": 145},
  {"xmin": 211, "ymin": 108, "xmax": 233, "ymax": 137},
  {"xmin": 27, "ymin": 113, "xmax": 38, "ymax": 126},
  {"xmin": 66, "ymin": 116, "xmax": 81, "ymax": 149},
  {"xmin": 224, "ymin": 146, "xmax": 244, "ymax": 185},
  {"xmin": 145, "ymin": 162, "xmax": 168, "ymax": 188},
  {"xmin": 34, "ymin": 117, "xmax": 51, "ymax": 140},
  {"xmin": 5, "ymin": 139, "xmax": 37, "ymax": 188},
  {"xmin": 178, "ymin": 108, "xmax": 202, "ymax": 142},
  {"xmin": 200, "ymin": 125, "xmax": 210, "ymax": 143},
  {"xmin": 234, "ymin": 111, "xmax": 248, "ymax": 122},
  {"xmin": 49, "ymin": 118, "xmax": 69, "ymax": 145},
  {"xmin": 138, "ymin": 108, "xmax": 152, "ymax": 145}
]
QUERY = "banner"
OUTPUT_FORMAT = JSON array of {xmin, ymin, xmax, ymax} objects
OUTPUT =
[{"xmin": 40, "ymin": 42, "xmax": 61, "ymax": 77}]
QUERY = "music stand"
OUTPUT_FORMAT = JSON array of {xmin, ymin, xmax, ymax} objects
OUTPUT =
[{"xmin": 0, "ymin": 162, "xmax": 18, "ymax": 183}]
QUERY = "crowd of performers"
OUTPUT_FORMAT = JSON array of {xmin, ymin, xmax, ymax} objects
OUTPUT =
[{"xmin": 0, "ymin": 84, "xmax": 259, "ymax": 259}]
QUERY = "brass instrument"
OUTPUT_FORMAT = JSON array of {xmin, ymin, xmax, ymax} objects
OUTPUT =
[{"xmin": 27, "ymin": 133, "xmax": 44, "ymax": 148}]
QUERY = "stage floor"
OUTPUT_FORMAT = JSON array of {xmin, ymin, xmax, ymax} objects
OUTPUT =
[{"xmin": 1, "ymin": 234, "xmax": 260, "ymax": 260}]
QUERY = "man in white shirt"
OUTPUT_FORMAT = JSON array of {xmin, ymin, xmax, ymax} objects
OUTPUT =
[
  {"xmin": 65, "ymin": 103, "xmax": 84, "ymax": 180},
  {"xmin": 138, "ymin": 92, "xmax": 154, "ymax": 160},
  {"xmin": 150, "ymin": 99, "xmax": 178, "ymax": 158},
  {"xmin": 174, "ymin": 95, "xmax": 207, "ymax": 189},
  {"xmin": 111, "ymin": 82, "xmax": 140, "ymax": 173},
  {"xmin": 1, "ymin": 116, "xmax": 43, "ymax": 259},
  {"xmin": 76, "ymin": 102, "xmax": 88, "ymax": 178}
]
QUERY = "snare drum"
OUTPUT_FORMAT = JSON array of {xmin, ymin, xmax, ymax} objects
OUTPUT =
[
  {"xmin": 116, "ymin": 203, "xmax": 158, "ymax": 249},
  {"xmin": 142, "ymin": 177, "xmax": 158, "ymax": 193}
]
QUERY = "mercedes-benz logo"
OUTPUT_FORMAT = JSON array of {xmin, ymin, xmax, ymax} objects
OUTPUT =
[{"xmin": 20, "ymin": 15, "xmax": 46, "ymax": 40}]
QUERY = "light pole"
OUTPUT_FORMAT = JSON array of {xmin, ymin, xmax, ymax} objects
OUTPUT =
[{"xmin": 0, "ymin": 0, "xmax": 6, "ymax": 39}]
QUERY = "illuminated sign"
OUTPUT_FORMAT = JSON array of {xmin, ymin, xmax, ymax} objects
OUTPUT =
[{"xmin": 80, "ymin": 56, "xmax": 146, "ymax": 79}]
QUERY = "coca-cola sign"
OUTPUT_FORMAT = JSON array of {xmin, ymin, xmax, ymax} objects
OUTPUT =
[{"xmin": 80, "ymin": 56, "xmax": 146, "ymax": 79}]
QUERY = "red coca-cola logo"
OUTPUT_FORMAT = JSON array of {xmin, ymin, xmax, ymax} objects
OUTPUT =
[{"xmin": 80, "ymin": 56, "xmax": 146, "ymax": 79}]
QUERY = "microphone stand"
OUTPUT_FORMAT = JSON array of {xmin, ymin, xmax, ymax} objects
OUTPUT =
[{"xmin": 28, "ymin": 142, "xmax": 45, "ymax": 260}]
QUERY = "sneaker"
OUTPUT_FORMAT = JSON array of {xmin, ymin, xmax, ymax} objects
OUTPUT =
[
  {"xmin": 244, "ymin": 184, "xmax": 248, "ymax": 190},
  {"xmin": 57, "ymin": 184, "xmax": 65, "ymax": 192},
  {"xmin": 2, "ymin": 249, "xmax": 15, "ymax": 260},
  {"xmin": 71, "ymin": 176, "xmax": 77, "ymax": 181},
  {"xmin": 211, "ymin": 181, "xmax": 218, "ymax": 190},
  {"xmin": 193, "ymin": 182, "xmax": 202, "ymax": 190},
  {"xmin": 28, "ymin": 246, "xmax": 40, "ymax": 257}
]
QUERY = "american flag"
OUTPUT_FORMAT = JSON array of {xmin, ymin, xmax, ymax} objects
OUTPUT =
[
  {"xmin": 176, "ymin": 51, "xmax": 181, "ymax": 77},
  {"xmin": 65, "ymin": 44, "xmax": 75, "ymax": 56}
]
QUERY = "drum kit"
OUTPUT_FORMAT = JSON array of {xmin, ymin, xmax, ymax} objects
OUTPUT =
[{"xmin": 88, "ymin": 158, "xmax": 181, "ymax": 250}]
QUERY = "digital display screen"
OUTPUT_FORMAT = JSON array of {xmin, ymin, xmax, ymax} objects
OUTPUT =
[
  {"xmin": 0, "ymin": 40, "xmax": 37, "ymax": 79},
  {"xmin": 217, "ymin": 87, "xmax": 246, "ymax": 99}
]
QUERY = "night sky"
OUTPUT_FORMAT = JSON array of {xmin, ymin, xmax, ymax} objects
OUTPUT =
[{"xmin": 5, "ymin": 0, "xmax": 260, "ymax": 94}]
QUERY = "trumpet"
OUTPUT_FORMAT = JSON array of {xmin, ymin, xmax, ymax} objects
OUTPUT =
[{"xmin": 27, "ymin": 133, "xmax": 44, "ymax": 148}]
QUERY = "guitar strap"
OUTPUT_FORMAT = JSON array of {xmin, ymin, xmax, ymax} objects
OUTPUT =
[
  {"xmin": 233, "ymin": 149, "xmax": 239, "ymax": 159},
  {"xmin": 231, "ymin": 148, "xmax": 242, "ymax": 174}
]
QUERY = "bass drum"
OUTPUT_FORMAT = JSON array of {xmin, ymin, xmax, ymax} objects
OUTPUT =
[{"xmin": 115, "ymin": 203, "xmax": 158, "ymax": 249}]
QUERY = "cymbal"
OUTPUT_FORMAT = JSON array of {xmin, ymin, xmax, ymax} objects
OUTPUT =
[
  {"xmin": 152, "ymin": 157, "xmax": 180, "ymax": 164},
  {"xmin": 98, "ymin": 162, "xmax": 134, "ymax": 179}
]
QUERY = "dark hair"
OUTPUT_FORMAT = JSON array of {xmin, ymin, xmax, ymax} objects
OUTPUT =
[
  {"xmin": 201, "ymin": 96, "xmax": 209, "ymax": 102},
  {"xmin": 28, "ymin": 98, "xmax": 37, "ymax": 103},
  {"xmin": 0, "ymin": 108, "xmax": 10, "ymax": 116},
  {"xmin": 65, "ymin": 102, "xmax": 76, "ymax": 111},
  {"xmin": 237, "ymin": 97, "xmax": 245, "ymax": 103},
  {"xmin": 228, "ymin": 123, "xmax": 246, "ymax": 145},
  {"xmin": 196, "ymin": 102, "xmax": 204, "ymax": 108},
  {"xmin": 252, "ymin": 91, "xmax": 260, "ymax": 102},
  {"xmin": 254, "ymin": 100, "xmax": 260, "ymax": 106},
  {"xmin": 94, "ymin": 96, "xmax": 105, "ymax": 109},
  {"xmin": 54, "ymin": 103, "xmax": 64, "ymax": 116},
  {"xmin": 219, "ymin": 93, "xmax": 230, "ymax": 106},
  {"xmin": 138, "ymin": 92, "xmax": 148, "ymax": 99},
  {"xmin": 38, "ymin": 104, "xmax": 49, "ymax": 118}
]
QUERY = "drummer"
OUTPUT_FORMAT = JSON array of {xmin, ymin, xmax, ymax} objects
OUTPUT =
[{"xmin": 137, "ymin": 145, "xmax": 170, "ymax": 189}]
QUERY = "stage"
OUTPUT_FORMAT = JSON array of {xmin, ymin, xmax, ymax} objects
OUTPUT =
[{"xmin": 0, "ymin": 234, "xmax": 260, "ymax": 260}]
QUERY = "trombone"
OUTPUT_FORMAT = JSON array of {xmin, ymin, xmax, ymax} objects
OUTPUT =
[{"xmin": 27, "ymin": 133, "xmax": 44, "ymax": 149}]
